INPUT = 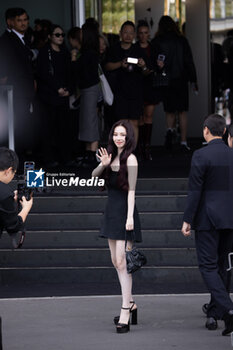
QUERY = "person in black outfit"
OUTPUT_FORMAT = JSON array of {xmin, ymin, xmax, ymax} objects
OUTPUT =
[
  {"xmin": 0, "ymin": 8, "xmax": 35, "ymax": 156},
  {"xmin": 73, "ymin": 22, "xmax": 101, "ymax": 167},
  {"xmin": 0, "ymin": 148, "xmax": 33, "ymax": 248},
  {"xmin": 105, "ymin": 21, "xmax": 148, "ymax": 145},
  {"xmin": 36, "ymin": 24, "xmax": 73, "ymax": 166},
  {"xmin": 181, "ymin": 114, "xmax": 233, "ymax": 336},
  {"xmin": 135, "ymin": 20, "xmax": 161, "ymax": 160},
  {"xmin": 152, "ymin": 16, "xmax": 198, "ymax": 151},
  {"xmin": 202, "ymin": 122, "xmax": 233, "ymax": 327},
  {"xmin": 92, "ymin": 120, "xmax": 141, "ymax": 334}
]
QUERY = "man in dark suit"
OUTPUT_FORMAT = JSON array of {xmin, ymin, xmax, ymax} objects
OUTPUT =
[
  {"xmin": 181, "ymin": 114, "xmax": 233, "ymax": 336},
  {"xmin": 1, "ymin": 8, "xmax": 35, "ymax": 157}
]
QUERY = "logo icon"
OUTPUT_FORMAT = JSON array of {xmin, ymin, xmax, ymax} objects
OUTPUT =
[{"xmin": 27, "ymin": 168, "xmax": 45, "ymax": 188}]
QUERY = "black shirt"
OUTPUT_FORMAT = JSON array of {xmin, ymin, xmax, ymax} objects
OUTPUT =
[
  {"xmin": 151, "ymin": 32, "xmax": 197, "ymax": 84},
  {"xmin": 106, "ymin": 42, "xmax": 147, "ymax": 99},
  {"xmin": 0, "ymin": 181, "xmax": 24, "ymax": 235},
  {"xmin": 74, "ymin": 49, "xmax": 99, "ymax": 89},
  {"xmin": 36, "ymin": 44, "xmax": 72, "ymax": 106}
]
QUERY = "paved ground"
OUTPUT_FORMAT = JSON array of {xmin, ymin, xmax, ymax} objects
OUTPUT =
[{"xmin": 0, "ymin": 294, "xmax": 232, "ymax": 350}]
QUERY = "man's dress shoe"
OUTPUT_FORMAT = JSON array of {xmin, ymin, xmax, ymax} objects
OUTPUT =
[
  {"xmin": 205, "ymin": 317, "xmax": 218, "ymax": 330},
  {"xmin": 222, "ymin": 311, "xmax": 233, "ymax": 336}
]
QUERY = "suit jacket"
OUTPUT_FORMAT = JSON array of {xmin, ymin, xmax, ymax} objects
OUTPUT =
[
  {"xmin": 0, "ymin": 31, "xmax": 34, "ymax": 100},
  {"xmin": 183, "ymin": 139, "xmax": 233, "ymax": 230},
  {"xmin": 0, "ymin": 30, "xmax": 11, "ymax": 78}
]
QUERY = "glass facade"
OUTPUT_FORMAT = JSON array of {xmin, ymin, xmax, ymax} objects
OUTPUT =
[
  {"xmin": 101, "ymin": 0, "xmax": 135, "ymax": 34},
  {"xmin": 210, "ymin": 0, "xmax": 233, "ymax": 19},
  {"xmin": 164, "ymin": 0, "xmax": 186, "ymax": 26},
  {"xmin": 84, "ymin": 0, "xmax": 135, "ymax": 34}
]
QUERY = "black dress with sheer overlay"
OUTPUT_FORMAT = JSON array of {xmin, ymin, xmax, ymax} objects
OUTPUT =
[{"xmin": 99, "ymin": 170, "xmax": 142, "ymax": 242}]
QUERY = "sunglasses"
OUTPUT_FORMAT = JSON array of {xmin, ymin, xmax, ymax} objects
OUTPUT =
[{"xmin": 53, "ymin": 33, "xmax": 65, "ymax": 38}]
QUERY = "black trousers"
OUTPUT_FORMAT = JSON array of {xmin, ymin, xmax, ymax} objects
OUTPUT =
[{"xmin": 195, "ymin": 229, "xmax": 233, "ymax": 319}]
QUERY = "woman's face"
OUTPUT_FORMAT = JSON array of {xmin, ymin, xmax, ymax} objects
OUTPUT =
[
  {"xmin": 50, "ymin": 27, "xmax": 65, "ymax": 46},
  {"xmin": 99, "ymin": 37, "xmax": 107, "ymax": 54},
  {"xmin": 113, "ymin": 125, "xmax": 127, "ymax": 150},
  {"xmin": 137, "ymin": 26, "xmax": 150, "ymax": 44},
  {"xmin": 120, "ymin": 25, "xmax": 135, "ymax": 44}
]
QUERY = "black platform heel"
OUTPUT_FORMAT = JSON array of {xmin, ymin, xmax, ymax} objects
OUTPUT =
[
  {"xmin": 131, "ymin": 302, "xmax": 138, "ymax": 325},
  {"xmin": 114, "ymin": 301, "xmax": 137, "ymax": 325},
  {"xmin": 116, "ymin": 307, "xmax": 130, "ymax": 334}
]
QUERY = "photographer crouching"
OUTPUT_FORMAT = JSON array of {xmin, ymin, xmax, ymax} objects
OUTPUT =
[{"xmin": 0, "ymin": 147, "xmax": 33, "ymax": 248}]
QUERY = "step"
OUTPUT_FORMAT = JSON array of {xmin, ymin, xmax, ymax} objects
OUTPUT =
[
  {"xmin": 0, "ymin": 230, "xmax": 194, "ymax": 249},
  {"xmin": 26, "ymin": 212, "xmax": 184, "ymax": 230},
  {"xmin": 0, "ymin": 248, "xmax": 197, "ymax": 267},
  {"xmin": 11, "ymin": 178, "xmax": 188, "ymax": 194},
  {"xmin": 136, "ymin": 178, "xmax": 188, "ymax": 191},
  {"xmin": 0, "ymin": 266, "xmax": 206, "ymax": 295},
  {"xmin": 31, "ymin": 195, "xmax": 187, "ymax": 213}
]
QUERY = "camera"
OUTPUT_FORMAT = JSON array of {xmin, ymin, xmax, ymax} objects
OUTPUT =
[
  {"xmin": 17, "ymin": 183, "xmax": 33, "ymax": 201},
  {"xmin": 158, "ymin": 54, "xmax": 165, "ymax": 62},
  {"xmin": 127, "ymin": 57, "xmax": 138, "ymax": 64},
  {"xmin": 17, "ymin": 161, "xmax": 35, "ymax": 202}
]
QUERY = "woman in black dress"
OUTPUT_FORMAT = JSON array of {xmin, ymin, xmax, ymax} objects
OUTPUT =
[{"xmin": 92, "ymin": 120, "xmax": 141, "ymax": 334}]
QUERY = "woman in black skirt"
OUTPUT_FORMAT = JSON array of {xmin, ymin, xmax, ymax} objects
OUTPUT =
[{"xmin": 92, "ymin": 120, "xmax": 141, "ymax": 334}]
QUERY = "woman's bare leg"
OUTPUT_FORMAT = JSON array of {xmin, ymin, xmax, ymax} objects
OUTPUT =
[{"xmin": 108, "ymin": 239, "xmax": 134, "ymax": 324}]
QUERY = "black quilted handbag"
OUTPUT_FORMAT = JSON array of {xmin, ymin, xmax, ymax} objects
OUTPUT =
[{"xmin": 125, "ymin": 231, "xmax": 147, "ymax": 274}]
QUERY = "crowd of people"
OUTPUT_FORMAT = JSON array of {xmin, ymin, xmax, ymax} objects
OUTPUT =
[{"xmin": 0, "ymin": 7, "xmax": 201, "ymax": 169}]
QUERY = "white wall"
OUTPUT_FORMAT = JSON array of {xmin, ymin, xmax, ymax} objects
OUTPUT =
[{"xmin": 135, "ymin": 0, "xmax": 164, "ymax": 37}]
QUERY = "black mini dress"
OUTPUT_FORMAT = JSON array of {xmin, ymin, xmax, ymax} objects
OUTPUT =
[{"xmin": 99, "ymin": 170, "xmax": 142, "ymax": 242}]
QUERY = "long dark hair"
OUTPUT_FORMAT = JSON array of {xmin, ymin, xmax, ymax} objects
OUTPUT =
[
  {"xmin": 81, "ymin": 22, "xmax": 99, "ymax": 53},
  {"xmin": 105, "ymin": 120, "xmax": 136, "ymax": 192},
  {"xmin": 155, "ymin": 15, "xmax": 181, "ymax": 37}
]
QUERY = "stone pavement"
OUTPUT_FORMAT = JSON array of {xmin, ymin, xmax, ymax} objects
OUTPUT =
[{"xmin": 0, "ymin": 294, "xmax": 232, "ymax": 350}]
